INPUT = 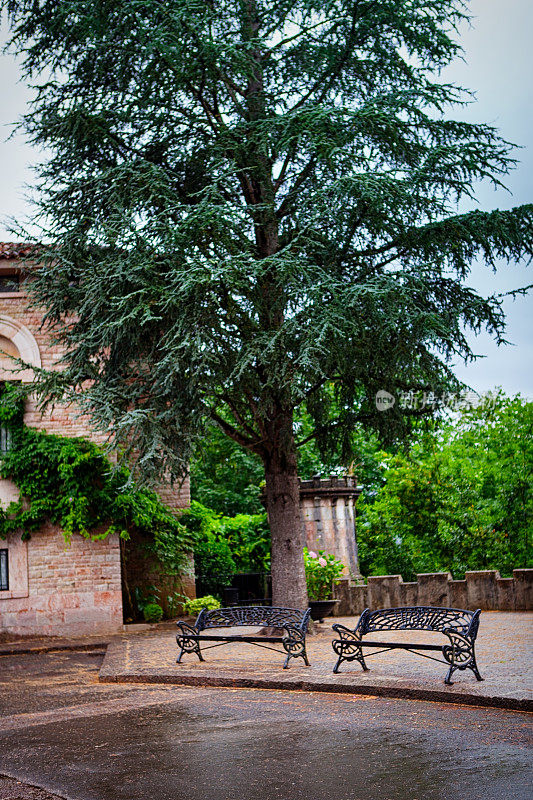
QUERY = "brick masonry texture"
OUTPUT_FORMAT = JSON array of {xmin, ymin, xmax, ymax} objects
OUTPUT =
[
  {"xmin": 1, "ymin": 525, "xmax": 123, "ymax": 636},
  {"xmin": 0, "ymin": 258, "xmax": 190, "ymax": 635},
  {"xmin": 332, "ymin": 569, "xmax": 533, "ymax": 613}
]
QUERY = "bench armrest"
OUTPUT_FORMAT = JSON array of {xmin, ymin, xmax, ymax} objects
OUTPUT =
[
  {"xmin": 465, "ymin": 609, "xmax": 481, "ymax": 641},
  {"xmin": 301, "ymin": 608, "xmax": 312, "ymax": 633},
  {"xmin": 332, "ymin": 623, "xmax": 360, "ymax": 641},
  {"xmin": 176, "ymin": 621, "xmax": 199, "ymax": 637},
  {"xmin": 283, "ymin": 623, "xmax": 306, "ymax": 638}
]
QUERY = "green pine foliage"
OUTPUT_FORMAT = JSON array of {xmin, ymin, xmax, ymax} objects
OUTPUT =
[
  {"xmin": 3, "ymin": 0, "xmax": 530, "ymax": 477},
  {"xmin": 357, "ymin": 393, "xmax": 532, "ymax": 578}
]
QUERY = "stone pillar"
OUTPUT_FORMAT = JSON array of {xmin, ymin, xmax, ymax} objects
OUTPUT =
[{"xmin": 299, "ymin": 475, "xmax": 363, "ymax": 580}]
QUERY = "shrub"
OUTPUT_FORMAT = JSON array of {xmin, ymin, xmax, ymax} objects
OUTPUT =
[
  {"xmin": 182, "ymin": 595, "xmax": 221, "ymax": 616},
  {"xmin": 143, "ymin": 603, "xmax": 164, "ymax": 623},
  {"xmin": 179, "ymin": 501, "xmax": 270, "ymax": 598},
  {"xmin": 303, "ymin": 548, "xmax": 346, "ymax": 601}
]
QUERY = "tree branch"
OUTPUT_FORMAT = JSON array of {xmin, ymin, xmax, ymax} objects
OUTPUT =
[
  {"xmin": 209, "ymin": 410, "xmax": 259, "ymax": 449},
  {"xmin": 276, "ymin": 157, "xmax": 317, "ymax": 218}
]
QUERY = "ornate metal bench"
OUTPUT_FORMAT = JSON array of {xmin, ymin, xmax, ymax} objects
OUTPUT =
[
  {"xmin": 332, "ymin": 606, "xmax": 483, "ymax": 685},
  {"xmin": 176, "ymin": 606, "xmax": 311, "ymax": 669}
]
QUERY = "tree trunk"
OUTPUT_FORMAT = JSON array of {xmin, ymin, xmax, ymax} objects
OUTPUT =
[{"xmin": 263, "ymin": 413, "xmax": 308, "ymax": 609}]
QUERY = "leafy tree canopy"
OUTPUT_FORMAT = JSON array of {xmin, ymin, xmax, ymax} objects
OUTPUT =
[
  {"xmin": 191, "ymin": 410, "xmax": 383, "ymax": 516},
  {"xmin": 357, "ymin": 392, "xmax": 533, "ymax": 579},
  {"xmin": 4, "ymin": 0, "xmax": 532, "ymax": 605}
]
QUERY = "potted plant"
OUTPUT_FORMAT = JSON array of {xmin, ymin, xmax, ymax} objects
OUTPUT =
[{"xmin": 303, "ymin": 548, "xmax": 346, "ymax": 622}]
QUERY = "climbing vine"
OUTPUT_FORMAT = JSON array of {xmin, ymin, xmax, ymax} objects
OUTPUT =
[{"xmin": 0, "ymin": 385, "xmax": 192, "ymax": 571}]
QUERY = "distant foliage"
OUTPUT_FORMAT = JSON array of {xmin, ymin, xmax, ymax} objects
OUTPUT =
[
  {"xmin": 179, "ymin": 500, "xmax": 270, "ymax": 598},
  {"xmin": 357, "ymin": 394, "xmax": 532, "ymax": 579},
  {"xmin": 179, "ymin": 502, "xmax": 236, "ymax": 597},
  {"xmin": 191, "ymin": 424, "xmax": 264, "ymax": 516}
]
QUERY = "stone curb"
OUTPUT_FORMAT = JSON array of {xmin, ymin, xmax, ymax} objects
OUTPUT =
[
  {"xmin": 0, "ymin": 641, "xmax": 109, "ymax": 657},
  {"xmin": 98, "ymin": 670, "xmax": 533, "ymax": 713}
]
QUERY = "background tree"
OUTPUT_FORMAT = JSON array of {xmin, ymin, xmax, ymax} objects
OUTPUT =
[
  {"xmin": 4, "ymin": 0, "xmax": 532, "ymax": 606},
  {"xmin": 357, "ymin": 392, "xmax": 532, "ymax": 578}
]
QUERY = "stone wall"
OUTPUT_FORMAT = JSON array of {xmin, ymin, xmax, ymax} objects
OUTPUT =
[
  {"xmin": 333, "ymin": 569, "xmax": 533, "ymax": 614},
  {"xmin": 0, "ymin": 249, "xmax": 191, "ymax": 636},
  {"xmin": 0, "ymin": 525, "xmax": 123, "ymax": 636}
]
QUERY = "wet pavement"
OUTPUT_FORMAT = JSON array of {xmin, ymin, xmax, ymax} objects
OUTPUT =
[
  {"xmin": 100, "ymin": 612, "xmax": 533, "ymax": 710},
  {"xmin": 1, "ymin": 650, "xmax": 532, "ymax": 800}
]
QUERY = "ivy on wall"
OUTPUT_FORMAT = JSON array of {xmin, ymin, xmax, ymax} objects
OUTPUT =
[{"xmin": 0, "ymin": 384, "xmax": 192, "ymax": 572}]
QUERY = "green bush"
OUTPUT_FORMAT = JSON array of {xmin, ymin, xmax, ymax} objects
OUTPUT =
[
  {"xmin": 179, "ymin": 501, "xmax": 270, "ymax": 598},
  {"xmin": 303, "ymin": 548, "xmax": 346, "ymax": 600},
  {"xmin": 182, "ymin": 595, "xmax": 221, "ymax": 616},
  {"xmin": 143, "ymin": 603, "xmax": 164, "ymax": 623}
]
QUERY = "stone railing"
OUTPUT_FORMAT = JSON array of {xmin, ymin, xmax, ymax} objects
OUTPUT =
[{"xmin": 333, "ymin": 569, "xmax": 533, "ymax": 614}]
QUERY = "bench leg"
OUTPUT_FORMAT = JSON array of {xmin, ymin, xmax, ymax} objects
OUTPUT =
[
  {"xmin": 469, "ymin": 650, "xmax": 484, "ymax": 682},
  {"xmin": 444, "ymin": 664, "xmax": 457, "ymax": 685},
  {"xmin": 332, "ymin": 641, "xmax": 368, "ymax": 674},
  {"xmin": 176, "ymin": 635, "xmax": 205, "ymax": 664},
  {"xmin": 283, "ymin": 648, "xmax": 310, "ymax": 669},
  {"xmin": 333, "ymin": 655, "xmax": 344, "ymax": 674},
  {"xmin": 443, "ymin": 634, "xmax": 482, "ymax": 684},
  {"xmin": 282, "ymin": 629, "xmax": 310, "ymax": 669}
]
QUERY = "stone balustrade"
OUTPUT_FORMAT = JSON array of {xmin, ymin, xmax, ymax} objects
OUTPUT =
[{"xmin": 333, "ymin": 569, "xmax": 533, "ymax": 614}]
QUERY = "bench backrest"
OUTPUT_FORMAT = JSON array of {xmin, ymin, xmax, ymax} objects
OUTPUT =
[
  {"xmin": 358, "ymin": 606, "xmax": 479, "ymax": 637},
  {"xmin": 195, "ymin": 606, "xmax": 311, "ymax": 632}
]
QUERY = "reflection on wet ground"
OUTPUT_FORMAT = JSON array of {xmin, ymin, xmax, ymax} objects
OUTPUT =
[{"xmin": 1, "ymin": 651, "xmax": 531, "ymax": 800}]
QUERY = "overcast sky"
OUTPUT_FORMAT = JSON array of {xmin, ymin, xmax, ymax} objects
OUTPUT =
[{"xmin": 0, "ymin": 1, "xmax": 531, "ymax": 397}]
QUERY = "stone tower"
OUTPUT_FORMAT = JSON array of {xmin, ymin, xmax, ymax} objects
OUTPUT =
[{"xmin": 299, "ymin": 475, "xmax": 362, "ymax": 580}]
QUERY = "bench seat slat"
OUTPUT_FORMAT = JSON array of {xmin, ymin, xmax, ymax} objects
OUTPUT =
[
  {"xmin": 353, "ymin": 640, "xmax": 443, "ymax": 651},
  {"xmin": 185, "ymin": 634, "xmax": 285, "ymax": 643}
]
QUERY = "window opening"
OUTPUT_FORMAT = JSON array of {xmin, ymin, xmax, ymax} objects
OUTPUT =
[
  {"xmin": 0, "ymin": 549, "xmax": 8, "ymax": 591},
  {"xmin": 0, "ymin": 381, "xmax": 21, "ymax": 453},
  {"xmin": 0, "ymin": 273, "xmax": 21, "ymax": 293}
]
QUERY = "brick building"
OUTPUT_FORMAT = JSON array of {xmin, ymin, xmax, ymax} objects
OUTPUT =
[{"xmin": 0, "ymin": 243, "xmax": 190, "ymax": 637}]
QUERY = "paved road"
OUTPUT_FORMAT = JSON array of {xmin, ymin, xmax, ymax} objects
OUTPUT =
[{"xmin": 1, "ymin": 651, "xmax": 532, "ymax": 800}]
